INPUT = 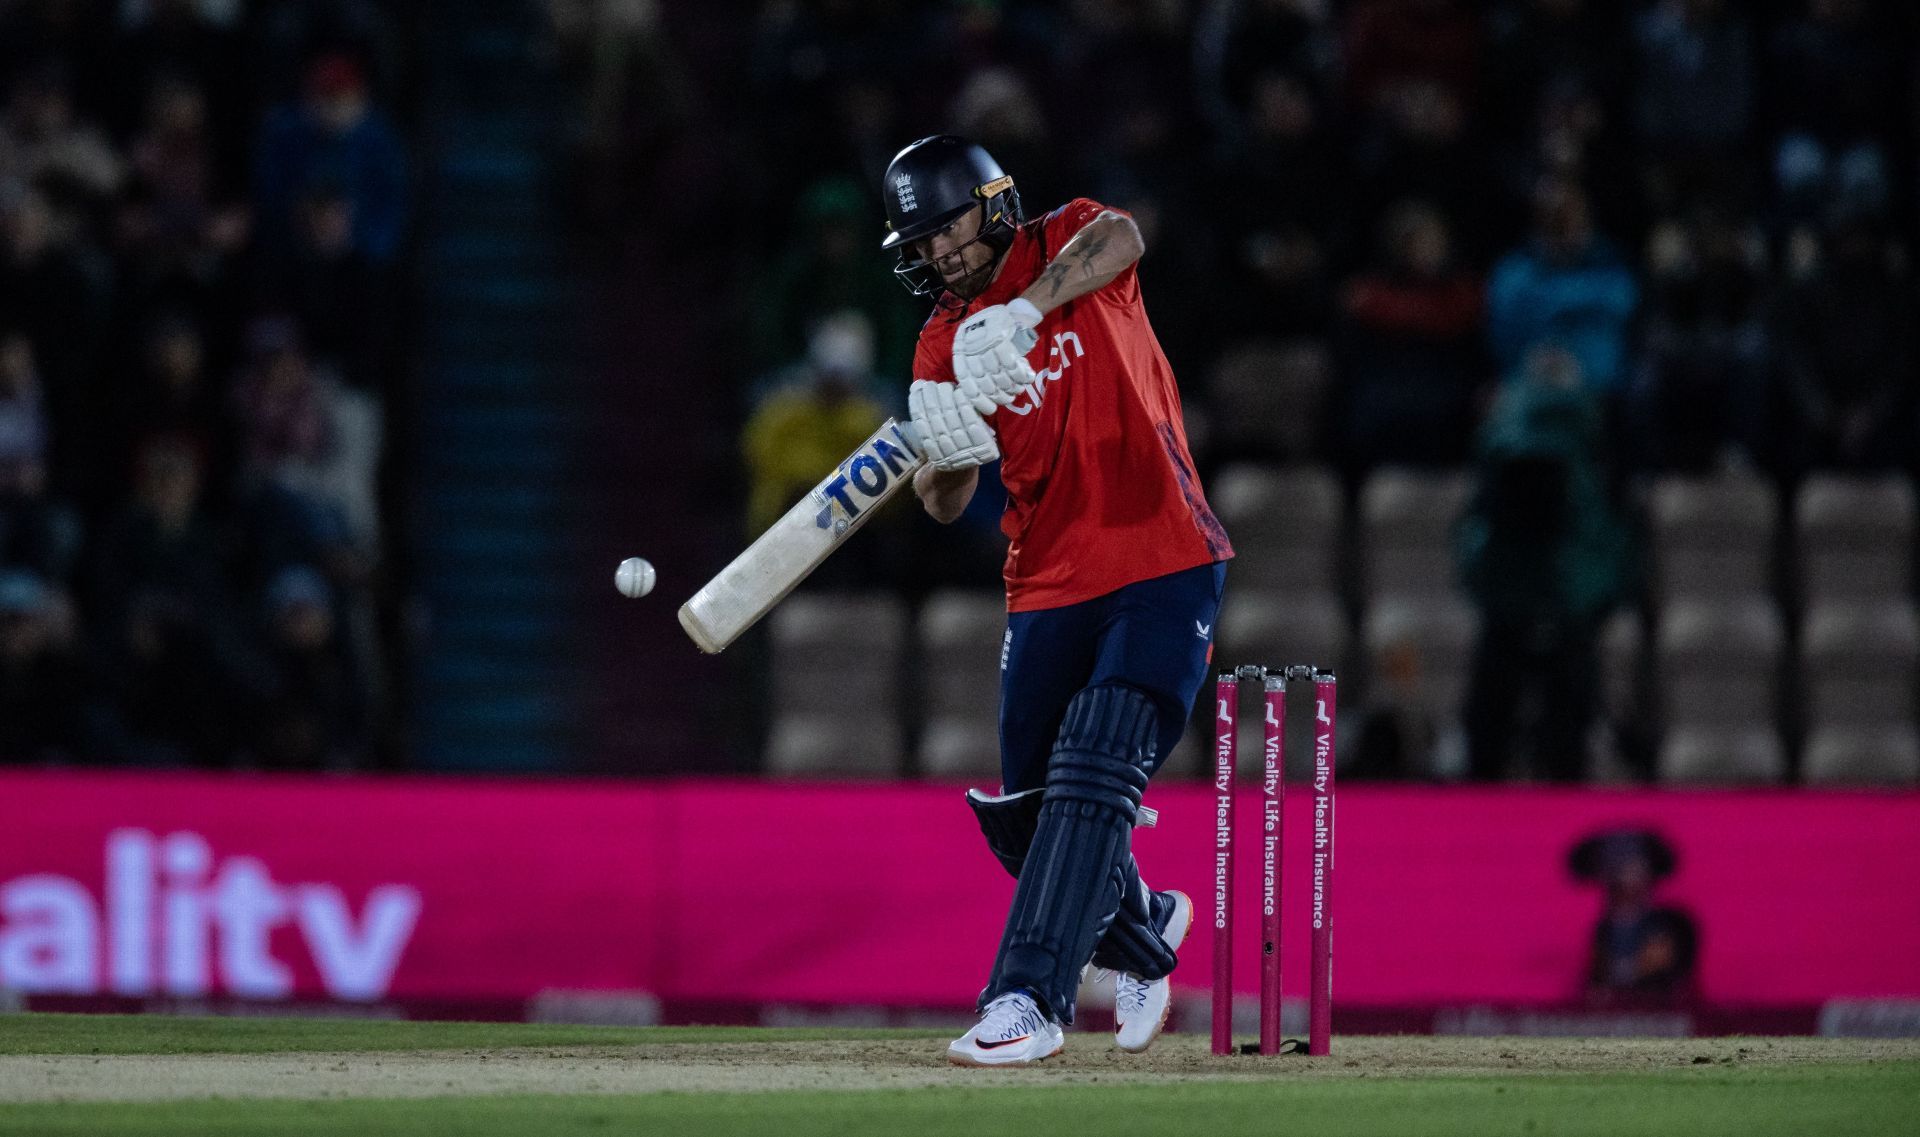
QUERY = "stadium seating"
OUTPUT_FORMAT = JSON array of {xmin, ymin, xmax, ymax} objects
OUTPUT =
[
  {"xmin": 1798, "ymin": 600, "xmax": 1919, "ymax": 734},
  {"xmin": 1654, "ymin": 596, "xmax": 1785, "ymax": 779},
  {"xmin": 916, "ymin": 590, "xmax": 1007, "ymax": 780},
  {"xmin": 1208, "ymin": 464, "xmax": 1344, "ymax": 593},
  {"xmin": 1648, "ymin": 473, "xmax": 1777, "ymax": 603},
  {"xmin": 750, "ymin": 463, "xmax": 1920, "ymax": 787},
  {"xmin": 1361, "ymin": 594, "xmax": 1478, "ymax": 777},
  {"xmin": 1359, "ymin": 469, "xmax": 1472, "ymax": 601},
  {"xmin": 1792, "ymin": 475, "xmax": 1916, "ymax": 604},
  {"xmin": 765, "ymin": 716, "xmax": 907, "ymax": 779},
  {"xmin": 1217, "ymin": 590, "xmax": 1350, "ymax": 677},
  {"xmin": 1801, "ymin": 725, "xmax": 1920, "ymax": 784},
  {"xmin": 1658, "ymin": 725, "xmax": 1788, "ymax": 783},
  {"xmin": 766, "ymin": 594, "xmax": 907, "ymax": 776},
  {"xmin": 1205, "ymin": 341, "xmax": 1332, "ymax": 463}
]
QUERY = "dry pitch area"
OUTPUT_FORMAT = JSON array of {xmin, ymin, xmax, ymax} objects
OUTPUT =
[
  {"xmin": 0, "ymin": 1015, "xmax": 1914, "ymax": 1136},
  {"xmin": 3, "ymin": 1033, "xmax": 1913, "ymax": 1103}
]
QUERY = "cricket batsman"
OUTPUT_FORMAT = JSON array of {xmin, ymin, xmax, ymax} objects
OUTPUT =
[{"xmin": 883, "ymin": 136, "xmax": 1233, "ymax": 1065}]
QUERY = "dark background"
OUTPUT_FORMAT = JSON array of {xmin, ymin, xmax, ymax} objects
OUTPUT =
[{"xmin": 1, "ymin": 0, "xmax": 1915, "ymax": 785}]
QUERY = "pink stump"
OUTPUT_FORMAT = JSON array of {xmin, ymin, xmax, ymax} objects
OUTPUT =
[
  {"xmin": 1258, "ymin": 672, "xmax": 1285, "ymax": 1055},
  {"xmin": 1210, "ymin": 672, "xmax": 1237, "ymax": 1056},
  {"xmin": 1308, "ymin": 672, "xmax": 1337, "ymax": 1056}
]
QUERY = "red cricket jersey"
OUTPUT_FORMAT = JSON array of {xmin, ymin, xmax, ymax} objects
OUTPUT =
[{"xmin": 913, "ymin": 198, "xmax": 1232, "ymax": 612}]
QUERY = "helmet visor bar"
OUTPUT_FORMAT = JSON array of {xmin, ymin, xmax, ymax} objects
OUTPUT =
[{"xmin": 888, "ymin": 205, "xmax": 999, "ymax": 298}]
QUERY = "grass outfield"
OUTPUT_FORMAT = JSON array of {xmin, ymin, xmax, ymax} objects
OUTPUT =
[
  {"xmin": 4, "ymin": 1065, "xmax": 1914, "ymax": 1137},
  {"xmin": 0, "ymin": 1013, "xmax": 945, "ymax": 1055},
  {"xmin": 1, "ymin": 1014, "xmax": 1915, "ymax": 1137}
]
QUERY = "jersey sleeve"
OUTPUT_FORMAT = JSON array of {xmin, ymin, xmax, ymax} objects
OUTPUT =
[
  {"xmin": 1041, "ymin": 198, "xmax": 1118, "ymax": 244},
  {"xmin": 1040, "ymin": 198, "xmax": 1138, "ymax": 302},
  {"xmin": 912, "ymin": 317, "xmax": 955, "ymax": 384}
]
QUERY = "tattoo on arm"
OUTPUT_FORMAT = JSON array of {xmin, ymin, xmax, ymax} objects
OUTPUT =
[
  {"xmin": 1072, "ymin": 234, "xmax": 1111, "ymax": 279},
  {"xmin": 1039, "ymin": 232, "xmax": 1115, "ymax": 300},
  {"xmin": 1030, "ymin": 215, "xmax": 1137, "ymax": 306},
  {"xmin": 1039, "ymin": 259, "xmax": 1071, "ymax": 301}
]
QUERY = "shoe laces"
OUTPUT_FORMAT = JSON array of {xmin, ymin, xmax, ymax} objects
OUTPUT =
[
  {"xmin": 1115, "ymin": 973, "xmax": 1152, "ymax": 1018},
  {"xmin": 979, "ymin": 991, "xmax": 1046, "ymax": 1041}
]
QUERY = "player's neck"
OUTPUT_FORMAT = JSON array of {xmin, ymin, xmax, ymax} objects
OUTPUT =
[{"xmin": 987, "ymin": 246, "xmax": 1010, "ymax": 291}]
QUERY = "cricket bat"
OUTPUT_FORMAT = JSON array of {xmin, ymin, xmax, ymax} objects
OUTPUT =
[{"xmin": 678, "ymin": 418, "xmax": 926, "ymax": 653}]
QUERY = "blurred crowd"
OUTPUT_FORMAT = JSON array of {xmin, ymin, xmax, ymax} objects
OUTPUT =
[
  {"xmin": 0, "ymin": 0, "xmax": 414, "ymax": 771},
  {"xmin": 6, "ymin": 1, "xmax": 1915, "ymax": 779},
  {"xmin": 702, "ymin": 0, "xmax": 1920, "ymax": 499},
  {"xmin": 599, "ymin": 0, "xmax": 1920, "ymax": 780}
]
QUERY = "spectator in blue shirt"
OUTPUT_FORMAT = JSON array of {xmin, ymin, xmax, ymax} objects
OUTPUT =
[
  {"xmin": 252, "ymin": 53, "xmax": 406, "ymax": 266},
  {"xmin": 1487, "ymin": 178, "xmax": 1638, "ymax": 399}
]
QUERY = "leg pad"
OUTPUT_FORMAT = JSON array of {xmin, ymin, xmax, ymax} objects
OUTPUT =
[{"xmin": 984, "ymin": 684, "xmax": 1162, "ymax": 1021}]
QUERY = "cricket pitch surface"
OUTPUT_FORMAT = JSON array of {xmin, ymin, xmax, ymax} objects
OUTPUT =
[{"xmin": 1, "ymin": 1015, "xmax": 1914, "ymax": 1136}]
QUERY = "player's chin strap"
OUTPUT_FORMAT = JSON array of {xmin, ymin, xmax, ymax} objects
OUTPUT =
[{"xmin": 926, "ymin": 212, "xmax": 1020, "ymax": 315}]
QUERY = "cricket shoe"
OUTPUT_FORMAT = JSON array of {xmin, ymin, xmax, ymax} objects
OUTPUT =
[
  {"xmin": 1113, "ymin": 889, "xmax": 1193, "ymax": 1053},
  {"xmin": 947, "ymin": 990, "xmax": 1064, "ymax": 1067}
]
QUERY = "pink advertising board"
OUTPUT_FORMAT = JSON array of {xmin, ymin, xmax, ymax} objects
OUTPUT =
[{"xmin": 1, "ymin": 771, "xmax": 1916, "ymax": 1025}]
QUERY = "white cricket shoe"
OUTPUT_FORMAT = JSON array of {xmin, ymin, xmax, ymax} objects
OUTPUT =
[
  {"xmin": 947, "ymin": 990, "xmax": 1064, "ymax": 1067},
  {"xmin": 1113, "ymin": 889, "xmax": 1193, "ymax": 1053}
]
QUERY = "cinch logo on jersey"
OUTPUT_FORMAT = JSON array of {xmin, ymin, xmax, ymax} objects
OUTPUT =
[
  {"xmin": 813, "ymin": 422, "xmax": 919, "ymax": 534},
  {"xmin": 0, "ymin": 829, "xmax": 421, "ymax": 1000},
  {"xmin": 1002, "ymin": 331, "xmax": 1084, "ymax": 416}
]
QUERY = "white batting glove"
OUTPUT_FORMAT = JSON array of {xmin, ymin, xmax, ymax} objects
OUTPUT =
[
  {"xmin": 909, "ymin": 379, "xmax": 999, "ymax": 472},
  {"xmin": 953, "ymin": 298, "xmax": 1043, "ymax": 416}
]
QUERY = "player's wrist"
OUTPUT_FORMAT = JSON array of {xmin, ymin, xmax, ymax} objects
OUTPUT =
[{"xmin": 1006, "ymin": 297, "xmax": 1043, "ymax": 326}]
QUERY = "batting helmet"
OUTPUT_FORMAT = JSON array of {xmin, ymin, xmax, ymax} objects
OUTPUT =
[{"xmin": 879, "ymin": 135, "xmax": 1023, "ymax": 297}]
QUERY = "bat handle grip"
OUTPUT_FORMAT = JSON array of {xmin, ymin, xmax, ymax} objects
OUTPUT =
[{"xmin": 895, "ymin": 419, "xmax": 927, "ymax": 460}]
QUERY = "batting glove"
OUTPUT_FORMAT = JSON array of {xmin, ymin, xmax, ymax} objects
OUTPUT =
[
  {"xmin": 909, "ymin": 379, "xmax": 1000, "ymax": 472},
  {"xmin": 953, "ymin": 299, "xmax": 1042, "ymax": 416}
]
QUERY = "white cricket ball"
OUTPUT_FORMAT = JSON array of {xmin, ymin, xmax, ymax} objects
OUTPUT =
[{"xmin": 615, "ymin": 557, "xmax": 656, "ymax": 598}]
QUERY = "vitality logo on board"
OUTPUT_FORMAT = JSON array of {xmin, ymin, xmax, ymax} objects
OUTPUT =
[{"xmin": 0, "ymin": 830, "xmax": 421, "ymax": 1001}]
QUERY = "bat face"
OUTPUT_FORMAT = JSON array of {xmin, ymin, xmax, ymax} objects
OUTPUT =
[
  {"xmin": 812, "ymin": 421, "xmax": 923, "ymax": 535},
  {"xmin": 679, "ymin": 419, "xmax": 928, "ymax": 654}
]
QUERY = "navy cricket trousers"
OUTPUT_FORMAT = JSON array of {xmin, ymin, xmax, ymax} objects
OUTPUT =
[{"xmin": 998, "ymin": 561, "xmax": 1228, "ymax": 792}]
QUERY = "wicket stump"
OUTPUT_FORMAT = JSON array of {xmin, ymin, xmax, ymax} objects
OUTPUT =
[{"xmin": 1211, "ymin": 664, "xmax": 1336, "ymax": 1057}]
